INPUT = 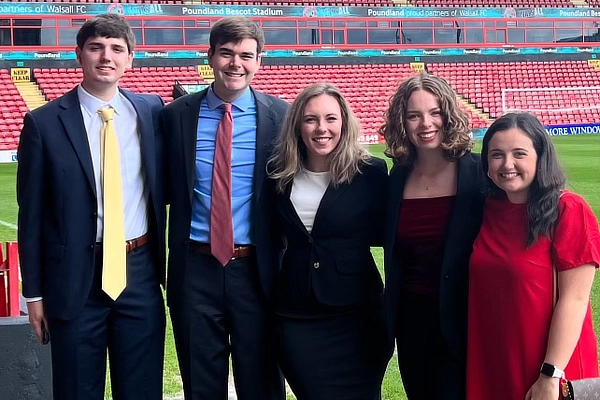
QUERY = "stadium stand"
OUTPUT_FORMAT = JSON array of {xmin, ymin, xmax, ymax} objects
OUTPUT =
[
  {"xmin": 0, "ymin": 69, "xmax": 28, "ymax": 151},
  {"xmin": 253, "ymin": 64, "xmax": 490, "ymax": 137},
  {"xmin": 0, "ymin": 0, "xmax": 188, "ymax": 3},
  {"xmin": 0, "ymin": 0, "xmax": 396, "ymax": 4},
  {"xmin": 0, "ymin": 0, "xmax": 576, "ymax": 5},
  {"xmin": 429, "ymin": 60, "xmax": 600, "ymax": 125},
  {"xmin": 408, "ymin": 0, "xmax": 574, "ymax": 7},
  {"xmin": 35, "ymin": 65, "xmax": 206, "ymax": 104},
  {"xmin": 25, "ymin": 63, "xmax": 490, "ymax": 144},
  {"xmin": 2, "ymin": 59, "xmax": 598, "ymax": 149}
]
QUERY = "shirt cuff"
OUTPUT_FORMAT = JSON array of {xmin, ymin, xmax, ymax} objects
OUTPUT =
[{"xmin": 25, "ymin": 297, "xmax": 43, "ymax": 303}]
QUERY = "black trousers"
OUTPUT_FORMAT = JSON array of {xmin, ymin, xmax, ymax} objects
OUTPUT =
[
  {"xmin": 276, "ymin": 304, "xmax": 387, "ymax": 400},
  {"xmin": 48, "ymin": 244, "xmax": 166, "ymax": 400},
  {"xmin": 396, "ymin": 291, "xmax": 465, "ymax": 400},
  {"xmin": 170, "ymin": 250, "xmax": 284, "ymax": 400}
]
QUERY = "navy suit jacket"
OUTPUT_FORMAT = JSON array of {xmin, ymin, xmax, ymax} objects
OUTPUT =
[
  {"xmin": 17, "ymin": 87, "xmax": 166, "ymax": 321},
  {"xmin": 161, "ymin": 87, "xmax": 289, "ymax": 306},
  {"xmin": 275, "ymin": 158, "xmax": 388, "ymax": 309},
  {"xmin": 384, "ymin": 152, "xmax": 486, "ymax": 362}
]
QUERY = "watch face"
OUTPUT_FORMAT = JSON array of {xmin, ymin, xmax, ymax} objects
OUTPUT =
[{"xmin": 541, "ymin": 363, "xmax": 555, "ymax": 377}]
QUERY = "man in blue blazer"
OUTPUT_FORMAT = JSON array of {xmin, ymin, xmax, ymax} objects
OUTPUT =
[
  {"xmin": 162, "ymin": 16, "xmax": 288, "ymax": 400},
  {"xmin": 17, "ymin": 14, "xmax": 166, "ymax": 400}
]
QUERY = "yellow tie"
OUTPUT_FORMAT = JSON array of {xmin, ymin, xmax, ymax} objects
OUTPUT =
[{"xmin": 98, "ymin": 107, "xmax": 126, "ymax": 300}]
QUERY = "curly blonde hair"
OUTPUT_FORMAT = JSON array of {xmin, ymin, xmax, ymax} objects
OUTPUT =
[
  {"xmin": 379, "ymin": 73, "xmax": 473, "ymax": 166},
  {"xmin": 268, "ymin": 83, "xmax": 371, "ymax": 193}
]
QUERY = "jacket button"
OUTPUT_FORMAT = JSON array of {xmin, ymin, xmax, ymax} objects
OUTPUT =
[
  {"xmin": 444, "ymin": 275, "xmax": 449, "ymax": 279},
  {"xmin": 313, "ymin": 262, "xmax": 320, "ymax": 269}
]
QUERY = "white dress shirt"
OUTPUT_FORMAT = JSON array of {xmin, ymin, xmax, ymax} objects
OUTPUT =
[{"xmin": 77, "ymin": 85, "xmax": 148, "ymax": 242}]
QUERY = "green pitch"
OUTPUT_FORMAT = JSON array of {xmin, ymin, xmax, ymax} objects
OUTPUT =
[{"xmin": 0, "ymin": 134, "xmax": 598, "ymax": 399}]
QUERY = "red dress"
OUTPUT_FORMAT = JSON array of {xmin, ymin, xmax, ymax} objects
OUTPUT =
[{"xmin": 467, "ymin": 191, "xmax": 600, "ymax": 400}]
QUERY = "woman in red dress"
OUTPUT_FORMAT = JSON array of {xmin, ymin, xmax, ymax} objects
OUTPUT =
[{"xmin": 467, "ymin": 112, "xmax": 600, "ymax": 400}]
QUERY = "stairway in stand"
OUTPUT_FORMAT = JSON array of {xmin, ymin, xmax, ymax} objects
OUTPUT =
[{"xmin": 14, "ymin": 81, "xmax": 46, "ymax": 111}]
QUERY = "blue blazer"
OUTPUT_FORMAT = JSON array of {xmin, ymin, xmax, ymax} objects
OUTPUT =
[
  {"xmin": 17, "ymin": 87, "xmax": 166, "ymax": 321},
  {"xmin": 161, "ymin": 87, "xmax": 290, "ymax": 306},
  {"xmin": 384, "ymin": 153, "xmax": 485, "ymax": 362}
]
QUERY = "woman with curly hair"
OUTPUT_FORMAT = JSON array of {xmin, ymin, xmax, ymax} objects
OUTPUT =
[
  {"xmin": 380, "ymin": 73, "xmax": 486, "ymax": 399},
  {"xmin": 268, "ymin": 83, "xmax": 388, "ymax": 400},
  {"xmin": 467, "ymin": 113, "xmax": 600, "ymax": 400}
]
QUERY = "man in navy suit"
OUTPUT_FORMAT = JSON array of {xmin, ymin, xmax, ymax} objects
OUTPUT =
[
  {"xmin": 162, "ymin": 16, "xmax": 288, "ymax": 400},
  {"xmin": 17, "ymin": 13, "xmax": 166, "ymax": 400}
]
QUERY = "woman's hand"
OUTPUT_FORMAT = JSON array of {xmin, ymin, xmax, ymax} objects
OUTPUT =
[{"xmin": 525, "ymin": 374, "xmax": 560, "ymax": 400}]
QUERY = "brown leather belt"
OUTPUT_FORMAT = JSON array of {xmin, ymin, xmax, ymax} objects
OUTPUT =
[
  {"xmin": 96, "ymin": 234, "xmax": 149, "ymax": 254},
  {"xmin": 189, "ymin": 241, "xmax": 255, "ymax": 260}
]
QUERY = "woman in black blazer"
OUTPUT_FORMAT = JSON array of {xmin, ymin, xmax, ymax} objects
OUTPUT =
[
  {"xmin": 379, "ymin": 74, "xmax": 486, "ymax": 400},
  {"xmin": 268, "ymin": 83, "xmax": 388, "ymax": 400}
]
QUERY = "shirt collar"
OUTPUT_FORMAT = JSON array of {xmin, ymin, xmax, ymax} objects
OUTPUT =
[
  {"xmin": 206, "ymin": 85, "xmax": 253, "ymax": 112},
  {"xmin": 77, "ymin": 84, "xmax": 125, "ymax": 116}
]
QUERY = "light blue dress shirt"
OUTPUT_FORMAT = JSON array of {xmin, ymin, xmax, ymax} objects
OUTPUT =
[{"xmin": 190, "ymin": 86, "xmax": 257, "ymax": 245}]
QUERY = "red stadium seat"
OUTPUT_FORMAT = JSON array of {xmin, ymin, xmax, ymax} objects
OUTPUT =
[{"xmin": 428, "ymin": 60, "xmax": 600, "ymax": 126}]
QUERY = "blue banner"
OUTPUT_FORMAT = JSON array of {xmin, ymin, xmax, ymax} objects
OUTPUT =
[
  {"xmin": 2, "ymin": 3, "xmax": 600, "ymax": 19},
  {"xmin": 545, "ymin": 123, "xmax": 600, "ymax": 136},
  {"xmin": 471, "ymin": 123, "xmax": 600, "ymax": 140}
]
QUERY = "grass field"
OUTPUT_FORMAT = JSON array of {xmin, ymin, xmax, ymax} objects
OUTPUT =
[{"xmin": 1, "ymin": 134, "xmax": 598, "ymax": 399}]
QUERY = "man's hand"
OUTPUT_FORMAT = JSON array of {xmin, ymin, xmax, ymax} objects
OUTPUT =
[{"xmin": 27, "ymin": 300, "xmax": 48, "ymax": 344}]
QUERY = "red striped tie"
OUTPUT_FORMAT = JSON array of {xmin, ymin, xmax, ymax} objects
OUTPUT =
[{"xmin": 210, "ymin": 103, "xmax": 234, "ymax": 266}]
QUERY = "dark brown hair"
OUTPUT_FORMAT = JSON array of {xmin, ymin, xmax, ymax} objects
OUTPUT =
[
  {"xmin": 209, "ymin": 17, "xmax": 264, "ymax": 56},
  {"xmin": 76, "ymin": 13, "xmax": 135, "ymax": 53}
]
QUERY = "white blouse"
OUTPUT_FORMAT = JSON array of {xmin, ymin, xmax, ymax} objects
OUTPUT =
[{"xmin": 290, "ymin": 169, "xmax": 330, "ymax": 233}]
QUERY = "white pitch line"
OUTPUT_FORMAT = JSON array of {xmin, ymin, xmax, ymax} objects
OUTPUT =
[{"xmin": 0, "ymin": 220, "xmax": 17, "ymax": 230}]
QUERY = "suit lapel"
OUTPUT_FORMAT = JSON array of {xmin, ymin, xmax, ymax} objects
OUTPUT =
[
  {"xmin": 386, "ymin": 165, "xmax": 408, "ymax": 252},
  {"xmin": 281, "ymin": 184, "xmax": 308, "ymax": 234},
  {"xmin": 123, "ymin": 90, "xmax": 155, "ymax": 193},
  {"xmin": 311, "ymin": 182, "xmax": 348, "ymax": 233},
  {"xmin": 59, "ymin": 89, "xmax": 96, "ymax": 197},
  {"xmin": 441, "ymin": 155, "xmax": 478, "ymax": 269},
  {"xmin": 254, "ymin": 90, "xmax": 276, "ymax": 202},
  {"xmin": 182, "ymin": 91, "xmax": 205, "ymax": 203}
]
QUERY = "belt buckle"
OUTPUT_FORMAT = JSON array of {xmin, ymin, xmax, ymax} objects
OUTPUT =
[
  {"xmin": 231, "ymin": 246, "xmax": 242, "ymax": 261},
  {"xmin": 126, "ymin": 237, "xmax": 138, "ymax": 253}
]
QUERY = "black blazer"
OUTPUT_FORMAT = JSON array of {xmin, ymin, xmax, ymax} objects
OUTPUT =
[
  {"xmin": 162, "ymin": 87, "xmax": 289, "ymax": 306},
  {"xmin": 384, "ymin": 152, "xmax": 485, "ymax": 361},
  {"xmin": 17, "ymin": 87, "xmax": 166, "ymax": 320},
  {"xmin": 276, "ymin": 158, "xmax": 388, "ymax": 309}
]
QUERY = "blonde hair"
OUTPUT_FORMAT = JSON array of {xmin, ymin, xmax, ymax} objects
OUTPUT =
[
  {"xmin": 379, "ymin": 73, "xmax": 473, "ymax": 166},
  {"xmin": 268, "ymin": 83, "xmax": 371, "ymax": 193}
]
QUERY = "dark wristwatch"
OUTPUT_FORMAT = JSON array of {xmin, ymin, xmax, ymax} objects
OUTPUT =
[{"xmin": 540, "ymin": 362, "xmax": 564, "ymax": 378}]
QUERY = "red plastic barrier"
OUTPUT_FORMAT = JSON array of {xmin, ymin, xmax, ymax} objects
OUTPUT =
[{"xmin": 0, "ymin": 242, "xmax": 20, "ymax": 317}]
